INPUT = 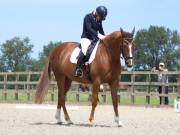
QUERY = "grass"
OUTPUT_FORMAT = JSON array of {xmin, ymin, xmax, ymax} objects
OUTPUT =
[{"xmin": 0, "ymin": 90, "xmax": 176, "ymax": 106}]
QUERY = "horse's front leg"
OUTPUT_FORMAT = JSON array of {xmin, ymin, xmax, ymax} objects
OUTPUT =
[
  {"xmin": 109, "ymin": 80, "xmax": 123, "ymax": 127},
  {"xmin": 89, "ymin": 81, "xmax": 100, "ymax": 124}
]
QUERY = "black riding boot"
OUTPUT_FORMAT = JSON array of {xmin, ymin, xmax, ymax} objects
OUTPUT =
[{"xmin": 74, "ymin": 51, "xmax": 86, "ymax": 77}]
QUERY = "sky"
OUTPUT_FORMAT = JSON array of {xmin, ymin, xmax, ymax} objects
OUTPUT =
[{"xmin": 0, "ymin": 0, "xmax": 180, "ymax": 59}]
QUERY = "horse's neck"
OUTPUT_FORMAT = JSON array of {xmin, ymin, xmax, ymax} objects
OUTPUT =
[{"xmin": 103, "ymin": 33, "xmax": 122, "ymax": 65}]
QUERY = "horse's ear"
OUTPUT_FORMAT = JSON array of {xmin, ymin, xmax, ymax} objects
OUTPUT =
[
  {"xmin": 120, "ymin": 27, "xmax": 123, "ymax": 33},
  {"xmin": 132, "ymin": 27, "xmax": 135, "ymax": 35}
]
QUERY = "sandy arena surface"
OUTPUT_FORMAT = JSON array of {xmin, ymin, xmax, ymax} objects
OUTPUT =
[{"xmin": 0, "ymin": 103, "xmax": 180, "ymax": 135}]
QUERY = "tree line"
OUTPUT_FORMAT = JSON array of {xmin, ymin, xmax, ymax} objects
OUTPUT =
[
  {"xmin": 0, "ymin": 25, "xmax": 180, "ymax": 72},
  {"xmin": 0, "ymin": 37, "xmax": 61, "ymax": 72},
  {"xmin": 134, "ymin": 25, "xmax": 180, "ymax": 71}
]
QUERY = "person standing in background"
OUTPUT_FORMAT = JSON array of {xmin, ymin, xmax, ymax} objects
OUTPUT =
[{"xmin": 151, "ymin": 62, "xmax": 169, "ymax": 105}]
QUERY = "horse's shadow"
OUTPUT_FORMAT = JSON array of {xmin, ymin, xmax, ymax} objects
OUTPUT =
[{"xmin": 30, "ymin": 122, "xmax": 112, "ymax": 128}]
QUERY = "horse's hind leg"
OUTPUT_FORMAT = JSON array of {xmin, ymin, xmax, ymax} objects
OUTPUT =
[
  {"xmin": 55, "ymin": 75, "xmax": 72, "ymax": 124},
  {"xmin": 55, "ymin": 76, "xmax": 65, "ymax": 124},
  {"xmin": 55, "ymin": 76, "xmax": 73, "ymax": 124},
  {"xmin": 62, "ymin": 77, "xmax": 72, "ymax": 124}
]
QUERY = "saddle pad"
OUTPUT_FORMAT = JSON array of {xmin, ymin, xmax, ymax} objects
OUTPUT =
[{"xmin": 70, "ymin": 40, "xmax": 100, "ymax": 65}]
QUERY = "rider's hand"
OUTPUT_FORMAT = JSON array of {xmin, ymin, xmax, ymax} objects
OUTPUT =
[{"xmin": 98, "ymin": 33, "xmax": 106, "ymax": 40}]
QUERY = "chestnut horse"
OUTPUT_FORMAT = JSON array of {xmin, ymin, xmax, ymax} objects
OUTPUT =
[{"xmin": 35, "ymin": 28, "xmax": 135, "ymax": 126}]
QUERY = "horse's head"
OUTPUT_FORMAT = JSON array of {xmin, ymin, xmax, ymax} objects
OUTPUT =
[{"xmin": 120, "ymin": 27, "xmax": 135, "ymax": 68}]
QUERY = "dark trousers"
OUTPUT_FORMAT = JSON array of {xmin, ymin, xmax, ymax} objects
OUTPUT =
[{"xmin": 158, "ymin": 86, "xmax": 169, "ymax": 105}]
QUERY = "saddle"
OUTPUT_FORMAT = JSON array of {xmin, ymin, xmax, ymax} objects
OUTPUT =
[
  {"xmin": 79, "ymin": 40, "xmax": 98, "ymax": 62},
  {"xmin": 79, "ymin": 40, "xmax": 98, "ymax": 81},
  {"xmin": 70, "ymin": 40, "xmax": 100, "ymax": 65},
  {"xmin": 70, "ymin": 40, "xmax": 100, "ymax": 81}
]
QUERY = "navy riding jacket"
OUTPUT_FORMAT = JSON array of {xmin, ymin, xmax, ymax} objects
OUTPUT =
[{"xmin": 81, "ymin": 13, "xmax": 105, "ymax": 41}]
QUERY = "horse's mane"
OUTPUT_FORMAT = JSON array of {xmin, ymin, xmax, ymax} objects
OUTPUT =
[
  {"xmin": 104, "ymin": 30, "xmax": 133, "ymax": 41},
  {"xmin": 103, "ymin": 31, "xmax": 121, "ymax": 41},
  {"xmin": 102, "ymin": 30, "xmax": 133, "ymax": 45}
]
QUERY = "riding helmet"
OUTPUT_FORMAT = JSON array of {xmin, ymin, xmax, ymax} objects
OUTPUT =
[{"xmin": 96, "ymin": 6, "xmax": 108, "ymax": 20}]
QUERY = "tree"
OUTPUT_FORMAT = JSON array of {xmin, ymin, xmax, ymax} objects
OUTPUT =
[
  {"xmin": 27, "ymin": 59, "xmax": 43, "ymax": 71},
  {"xmin": 39, "ymin": 41, "xmax": 61, "ymax": 61},
  {"xmin": 30, "ymin": 41, "xmax": 61, "ymax": 71},
  {"xmin": 0, "ymin": 56, "xmax": 4, "ymax": 71},
  {"xmin": 134, "ymin": 26, "xmax": 180, "ymax": 71},
  {"xmin": 0, "ymin": 37, "xmax": 33, "ymax": 72}
]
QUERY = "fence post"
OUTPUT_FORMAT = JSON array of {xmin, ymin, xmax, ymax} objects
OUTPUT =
[
  {"xmin": 131, "ymin": 72, "xmax": 135, "ymax": 104},
  {"xmin": 51, "ymin": 85, "xmax": 55, "ymax": 102},
  {"xmin": 27, "ymin": 72, "xmax": 31, "ymax": 101},
  {"xmin": 15, "ymin": 73, "xmax": 19, "ymax": 100},
  {"xmin": 177, "ymin": 75, "xmax": 180, "ymax": 97},
  {"xmin": 146, "ymin": 73, "xmax": 151, "ymax": 105},
  {"xmin": 3, "ymin": 74, "xmax": 7, "ymax": 100},
  {"xmin": 76, "ymin": 92, "xmax": 80, "ymax": 102}
]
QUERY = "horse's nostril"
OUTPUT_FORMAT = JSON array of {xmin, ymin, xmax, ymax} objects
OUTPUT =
[{"xmin": 126, "ymin": 60, "xmax": 133, "ymax": 67}]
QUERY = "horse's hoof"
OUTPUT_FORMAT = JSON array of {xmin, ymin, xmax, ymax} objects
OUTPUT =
[
  {"xmin": 57, "ymin": 121, "xmax": 63, "ymax": 125},
  {"xmin": 89, "ymin": 119, "xmax": 95, "ymax": 126},
  {"xmin": 55, "ymin": 115, "xmax": 62, "ymax": 124},
  {"xmin": 115, "ymin": 120, "xmax": 123, "ymax": 127},
  {"xmin": 114, "ymin": 116, "xmax": 123, "ymax": 127},
  {"xmin": 66, "ymin": 120, "xmax": 73, "ymax": 125},
  {"xmin": 56, "ymin": 120, "xmax": 62, "ymax": 124}
]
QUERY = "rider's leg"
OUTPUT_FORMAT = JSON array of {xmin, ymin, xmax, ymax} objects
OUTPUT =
[
  {"xmin": 75, "ymin": 51, "xmax": 85, "ymax": 77},
  {"xmin": 85, "ymin": 39, "xmax": 98, "ymax": 61},
  {"xmin": 81, "ymin": 38, "xmax": 91, "ymax": 55},
  {"xmin": 74, "ymin": 38, "xmax": 91, "ymax": 77}
]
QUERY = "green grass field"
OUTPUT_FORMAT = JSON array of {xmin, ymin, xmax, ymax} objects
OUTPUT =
[{"xmin": 0, "ymin": 90, "xmax": 175, "ymax": 106}]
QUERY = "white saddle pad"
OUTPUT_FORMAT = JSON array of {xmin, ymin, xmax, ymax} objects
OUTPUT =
[{"xmin": 70, "ymin": 40, "xmax": 100, "ymax": 65}]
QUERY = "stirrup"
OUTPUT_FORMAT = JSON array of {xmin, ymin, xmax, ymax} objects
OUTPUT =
[{"xmin": 74, "ymin": 68, "xmax": 83, "ymax": 77}]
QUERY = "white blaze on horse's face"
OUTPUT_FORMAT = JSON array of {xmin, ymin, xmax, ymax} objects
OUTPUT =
[
  {"xmin": 124, "ymin": 39, "xmax": 134, "ymax": 67},
  {"xmin": 128, "ymin": 43, "xmax": 133, "ymax": 66}
]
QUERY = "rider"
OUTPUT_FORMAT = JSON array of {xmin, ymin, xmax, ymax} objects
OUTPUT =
[{"xmin": 74, "ymin": 6, "xmax": 108, "ymax": 77}]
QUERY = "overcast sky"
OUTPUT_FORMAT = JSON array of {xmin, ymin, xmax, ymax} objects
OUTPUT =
[{"xmin": 0, "ymin": 0, "xmax": 179, "ymax": 58}]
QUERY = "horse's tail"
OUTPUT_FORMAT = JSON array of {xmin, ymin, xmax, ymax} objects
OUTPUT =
[{"xmin": 35, "ymin": 56, "xmax": 51, "ymax": 104}]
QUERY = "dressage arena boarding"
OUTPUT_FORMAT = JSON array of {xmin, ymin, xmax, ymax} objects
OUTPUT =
[{"xmin": 0, "ymin": 71, "xmax": 180, "ymax": 135}]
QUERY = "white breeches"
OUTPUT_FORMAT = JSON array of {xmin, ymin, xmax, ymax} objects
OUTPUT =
[{"xmin": 80, "ymin": 38, "xmax": 91, "ymax": 55}]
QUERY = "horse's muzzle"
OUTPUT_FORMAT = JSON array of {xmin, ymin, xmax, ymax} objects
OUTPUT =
[
  {"xmin": 127, "ymin": 64, "xmax": 133, "ymax": 68},
  {"xmin": 125, "ymin": 59, "xmax": 133, "ymax": 68}
]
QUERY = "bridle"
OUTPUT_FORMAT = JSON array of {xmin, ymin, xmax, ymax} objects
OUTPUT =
[
  {"xmin": 100, "ymin": 32, "xmax": 134, "ymax": 65},
  {"xmin": 121, "ymin": 37, "xmax": 134, "ymax": 63}
]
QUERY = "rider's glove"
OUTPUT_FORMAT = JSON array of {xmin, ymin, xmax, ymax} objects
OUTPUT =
[{"xmin": 98, "ymin": 33, "xmax": 106, "ymax": 40}]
